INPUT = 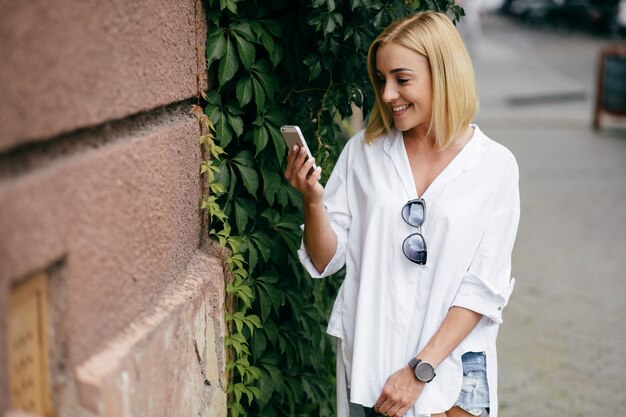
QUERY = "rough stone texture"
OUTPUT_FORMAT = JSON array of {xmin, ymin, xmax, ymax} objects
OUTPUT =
[
  {"xmin": 0, "ymin": 0, "xmax": 224, "ymax": 414},
  {"xmin": 0, "ymin": 0, "xmax": 207, "ymax": 152},
  {"xmin": 73, "ymin": 248, "xmax": 225, "ymax": 417},
  {"xmin": 0, "ymin": 113, "xmax": 203, "ymax": 368}
]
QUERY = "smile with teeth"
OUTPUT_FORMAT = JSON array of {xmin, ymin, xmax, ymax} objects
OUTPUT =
[{"xmin": 392, "ymin": 104, "xmax": 412, "ymax": 112}]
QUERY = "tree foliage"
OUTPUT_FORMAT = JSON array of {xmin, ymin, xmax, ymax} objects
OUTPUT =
[{"xmin": 199, "ymin": 1, "xmax": 461, "ymax": 416}]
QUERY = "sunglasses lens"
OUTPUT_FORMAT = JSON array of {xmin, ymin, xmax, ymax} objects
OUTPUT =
[
  {"xmin": 402, "ymin": 201, "xmax": 425, "ymax": 227},
  {"xmin": 403, "ymin": 234, "xmax": 427, "ymax": 265}
]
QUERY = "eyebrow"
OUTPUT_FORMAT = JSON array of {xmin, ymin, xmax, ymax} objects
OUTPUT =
[{"xmin": 375, "ymin": 67, "xmax": 415, "ymax": 75}]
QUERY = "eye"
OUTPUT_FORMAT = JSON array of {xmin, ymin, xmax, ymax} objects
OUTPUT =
[
  {"xmin": 376, "ymin": 77, "xmax": 386, "ymax": 85},
  {"xmin": 397, "ymin": 78, "xmax": 409, "ymax": 85}
]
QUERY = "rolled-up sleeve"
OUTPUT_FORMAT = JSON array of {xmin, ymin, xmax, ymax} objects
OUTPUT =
[
  {"xmin": 297, "ymin": 144, "xmax": 352, "ymax": 278},
  {"xmin": 297, "ymin": 221, "xmax": 348, "ymax": 278},
  {"xmin": 453, "ymin": 159, "xmax": 520, "ymax": 324}
]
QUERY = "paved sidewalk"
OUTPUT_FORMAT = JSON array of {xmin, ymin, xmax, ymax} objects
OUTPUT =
[{"xmin": 472, "ymin": 15, "xmax": 626, "ymax": 417}]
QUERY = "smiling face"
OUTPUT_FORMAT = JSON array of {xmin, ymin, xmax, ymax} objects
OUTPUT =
[{"xmin": 375, "ymin": 41, "xmax": 433, "ymax": 137}]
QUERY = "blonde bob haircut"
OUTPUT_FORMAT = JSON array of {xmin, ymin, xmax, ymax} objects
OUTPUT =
[{"xmin": 364, "ymin": 11, "xmax": 478, "ymax": 149}]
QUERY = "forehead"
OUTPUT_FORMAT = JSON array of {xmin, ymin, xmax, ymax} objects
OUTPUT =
[{"xmin": 375, "ymin": 42, "xmax": 428, "ymax": 72}]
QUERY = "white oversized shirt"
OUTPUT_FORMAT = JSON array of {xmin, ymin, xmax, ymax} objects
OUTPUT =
[{"xmin": 298, "ymin": 125, "xmax": 520, "ymax": 417}]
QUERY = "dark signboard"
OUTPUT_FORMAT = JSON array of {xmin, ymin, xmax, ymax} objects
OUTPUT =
[{"xmin": 593, "ymin": 45, "xmax": 626, "ymax": 130}]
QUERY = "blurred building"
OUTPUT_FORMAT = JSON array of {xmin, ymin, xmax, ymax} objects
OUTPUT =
[
  {"xmin": 0, "ymin": 1, "xmax": 226, "ymax": 416},
  {"xmin": 456, "ymin": 0, "xmax": 485, "ymax": 58}
]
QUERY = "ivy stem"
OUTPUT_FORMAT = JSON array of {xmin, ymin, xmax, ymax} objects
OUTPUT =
[
  {"xmin": 315, "ymin": 75, "xmax": 333, "ymax": 151},
  {"xmin": 194, "ymin": 0, "xmax": 209, "ymax": 240},
  {"xmin": 282, "ymin": 87, "xmax": 330, "ymax": 104}
]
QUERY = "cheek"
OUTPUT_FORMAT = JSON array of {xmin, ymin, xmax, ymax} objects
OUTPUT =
[{"xmin": 418, "ymin": 89, "xmax": 432, "ymax": 107}]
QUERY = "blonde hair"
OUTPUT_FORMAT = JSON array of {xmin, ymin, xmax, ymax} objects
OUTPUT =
[{"xmin": 364, "ymin": 12, "xmax": 478, "ymax": 149}]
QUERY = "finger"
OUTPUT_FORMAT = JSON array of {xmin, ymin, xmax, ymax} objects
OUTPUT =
[
  {"xmin": 306, "ymin": 166, "xmax": 322, "ymax": 185},
  {"xmin": 385, "ymin": 402, "xmax": 402, "ymax": 417},
  {"xmin": 295, "ymin": 145, "xmax": 310, "ymax": 168},
  {"xmin": 374, "ymin": 394, "xmax": 386, "ymax": 413},
  {"xmin": 290, "ymin": 147, "xmax": 309, "ymax": 182},
  {"xmin": 378, "ymin": 398, "xmax": 394, "ymax": 416},
  {"xmin": 284, "ymin": 145, "xmax": 300, "ymax": 180},
  {"xmin": 296, "ymin": 157, "xmax": 316, "ymax": 182},
  {"xmin": 395, "ymin": 404, "xmax": 411, "ymax": 417}
]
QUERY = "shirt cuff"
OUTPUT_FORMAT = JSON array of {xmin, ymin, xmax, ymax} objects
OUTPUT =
[
  {"xmin": 297, "ymin": 228, "xmax": 347, "ymax": 278},
  {"xmin": 452, "ymin": 273, "xmax": 516, "ymax": 324}
]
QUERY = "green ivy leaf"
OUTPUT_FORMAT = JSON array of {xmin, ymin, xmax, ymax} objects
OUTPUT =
[
  {"xmin": 263, "ymin": 320, "xmax": 279, "ymax": 345},
  {"xmin": 269, "ymin": 43, "xmax": 283, "ymax": 68},
  {"xmin": 233, "ymin": 197, "xmax": 256, "ymax": 233},
  {"xmin": 264, "ymin": 109, "xmax": 285, "ymax": 127},
  {"xmin": 251, "ymin": 77, "xmax": 265, "ymax": 110},
  {"xmin": 206, "ymin": 27, "xmax": 226, "ymax": 67},
  {"xmin": 304, "ymin": 55, "xmax": 322, "ymax": 81},
  {"xmin": 259, "ymin": 30, "xmax": 275, "ymax": 54},
  {"xmin": 269, "ymin": 124, "xmax": 287, "ymax": 164},
  {"xmin": 323, "ymin": 13, "xmax": 337, "ymax": 34},
  {"xmin": 230, "ymin": 20, "xmax": 256, "ymax": 41},
  {"xmin": 234, "ymin": 35, "xmax": 255, "ymax": 70},
  {"xmin": 233, "ymin": 199, "xmax": 250, "ymax": 232},
  {"xmin": 250, "ymin": 232, "xmax": 272, "ymax": 263},
  {"xmin": 227, "ymin": 235, "xmax": 246, "ymax": 254},
  {"xmin": 252, "ymin": 60, "xmax": 278, "ymax": 98},
  {"xmin": 232, "ymin": 163, "xmax": 259, "ymax": 197},
  {"xmin": 218, "ymin": 38, "xmax": 238, "ymax": 85},
  {"xmin": 260, "ymin": 167, "xmax": 281, "ymax": 206},
  {"xmin": 220, "ymin": 0, "xmax": 238, "ymax": 13},
  {"xmin": 215, "ymin": 117, "xmax": 234, "ymax": 148},
  {"xmin": 231, "ymin": 150, "xmax": 256, "ymax": 167},
  {"xmin": 227, "ymin": 112, "xmax": 244, "ymax": 137},
  {"xmin": 246, "ymin": 238, "xmax": 259, "ymax": 271},
  {"xmin": 236, "ymin": 75, "xmax": 253, "ymax": 107},
  {"xmin": 253, "ymin": 126, "xmax": 269, "ymax": 155},
  {"xmin": 204, "ymin": 104, "xmax": 222, "ymax": 125},
  {"xmin": 260, "ymin": 19, "xmax": 281, "ymax": 37},
  {"xmin": 256, "ymin": 276, "xmax": 282, "ymax": 321},
  {"xmin": 256, "ymin": 369, "xmax": 274, "ymax": 405}
]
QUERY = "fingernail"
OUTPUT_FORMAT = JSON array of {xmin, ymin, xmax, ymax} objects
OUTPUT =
[
  {"xmin": 293, "ymin": 145, "xmax": 298, "ymax": 152},
  {"xmin": 300, "ymin": 148, "xmax": 305, "ymax": 154}
]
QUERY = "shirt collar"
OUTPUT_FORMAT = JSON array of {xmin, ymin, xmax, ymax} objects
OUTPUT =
[{"xmin": 382, "ymin": 125, "xmax": 484, "ymax": 199}]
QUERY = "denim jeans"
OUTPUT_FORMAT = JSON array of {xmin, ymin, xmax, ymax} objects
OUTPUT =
[{"xmin": 453, "ymin": 351, "xmax": 490, "ymax": 416}]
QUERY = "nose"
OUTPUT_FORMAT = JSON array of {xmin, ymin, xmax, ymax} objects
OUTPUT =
[{"xmin": 381, "ymin": 81, "xmax": 399, "ymax": 103}]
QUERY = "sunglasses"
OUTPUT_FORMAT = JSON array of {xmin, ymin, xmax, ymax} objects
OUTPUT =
[{"xmin": 401, "ymin": 198, "xmax": 427, "ymax": 265}]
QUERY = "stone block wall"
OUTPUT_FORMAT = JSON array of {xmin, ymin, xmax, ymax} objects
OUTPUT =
[{"xmin": 0, "ymin": 1, "xmax": 226, "ymax": 416}]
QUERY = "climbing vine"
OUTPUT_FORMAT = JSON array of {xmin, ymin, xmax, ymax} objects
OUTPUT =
[{"xmin": 195, "ymin": 1, "xmax": 461, "ymax": 416}]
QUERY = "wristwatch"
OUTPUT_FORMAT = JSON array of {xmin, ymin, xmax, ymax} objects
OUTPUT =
[{"xmin": 407, "ymin": 357, "xmax": 436, "ymax": 383}]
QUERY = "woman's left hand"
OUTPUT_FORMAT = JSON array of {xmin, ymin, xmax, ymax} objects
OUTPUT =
[{"xmin": 374, "ymin": 366, "xmax": 424, "ymax": 417}]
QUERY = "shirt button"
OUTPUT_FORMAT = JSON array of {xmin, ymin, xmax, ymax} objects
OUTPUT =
[{"xmin": 497, "ymin": 306, "xmax": 502, "ymax": 311}]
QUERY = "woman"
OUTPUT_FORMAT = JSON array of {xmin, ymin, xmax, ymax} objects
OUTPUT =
[{"xmin": 284, "ymin": 11, "xmax": 519, "ymax": 417}]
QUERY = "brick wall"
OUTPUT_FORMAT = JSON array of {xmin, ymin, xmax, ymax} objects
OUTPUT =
[{"xmin": 0, "ymin": 1, "xmax": 226, "ymax": 416}]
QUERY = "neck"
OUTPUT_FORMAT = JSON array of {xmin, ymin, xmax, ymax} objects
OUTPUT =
[
  {"xmin": 453, "ymin": 125, "xmax": 474, "ymax": 150},
  {"xmin": 402, "ymin": 125, "xmax": 434, "ymax": 149},
  {"xmin": 403, "ymin": 124, "xmax": 474, "ymax": 151}
]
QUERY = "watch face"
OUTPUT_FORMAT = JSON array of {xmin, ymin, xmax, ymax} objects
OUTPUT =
[{"xmin": 414, "ymin": 362, "xmax": 435, "ymax": 382}]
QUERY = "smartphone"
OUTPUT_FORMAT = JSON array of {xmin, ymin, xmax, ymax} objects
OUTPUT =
[{"xmin": 280, "ymin": 125, "xmax": 317, "ymax": 175}]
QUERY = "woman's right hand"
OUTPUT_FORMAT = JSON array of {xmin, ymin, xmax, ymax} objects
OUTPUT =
[
  {"xmin": 285, "ymin": 144, "xmax": 337, "ymax": 273},
  {"xmin": 284, "ymin": 145, "xmax": 324, "ymax": 205}
]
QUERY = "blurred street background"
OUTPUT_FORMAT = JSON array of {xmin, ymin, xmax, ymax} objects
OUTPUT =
[{"xmin": 468, "ymin": 3, "xmax": 626, "ymax": 416}]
